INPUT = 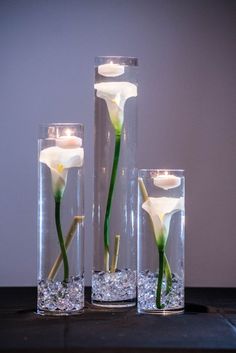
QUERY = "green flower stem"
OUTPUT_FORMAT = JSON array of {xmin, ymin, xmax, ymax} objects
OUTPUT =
[
  {"xmin": 104, "ymin": 132, "xmax": 121, "ymax": 271},
  {"xmin": 164, "ymin": 253, "xmax": 172, "ymax": 294},
  {"xmin": 55, "ymin": 197, "xmax": 69, "ymax": 282},
  {"xmin": 156, "ymin": 249, "xmax": 164, "ymax": 309}
]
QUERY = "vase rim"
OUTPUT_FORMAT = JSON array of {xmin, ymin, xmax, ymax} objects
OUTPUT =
[
  {"xmin": 139, "ymin": 168, "xmax": 185, "ymax": 172},
  {"xmin": 95, "ymin": 56, "xmax": 138, "ymax": 66},
  {"xmin": 39, "ymin": 123, "xmax": 84, "ymax": 127},
  {"xmin": 38, "ymin": 123, "xmax": 84, "ymax": 139}
]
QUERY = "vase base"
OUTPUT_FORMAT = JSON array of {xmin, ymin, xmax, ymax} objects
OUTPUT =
[
  {"xmin": 92, "ymin": 300, "xmax": 136, "ymax": 308},
  {"xmin": 138, "ymin": 307, "xmax": 184, "ymax": 315},
  {"xmin": 36, "ymin": 309, "xmax": 84, "ymax": 316}
]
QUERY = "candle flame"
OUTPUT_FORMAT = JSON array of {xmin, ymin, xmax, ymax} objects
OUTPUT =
[{"xmin": 65, "ymin": 128, "xmax": 72, "ymax": 137}]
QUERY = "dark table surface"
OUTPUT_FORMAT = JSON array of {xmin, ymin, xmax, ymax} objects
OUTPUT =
[{"xmin": 0, "ymin": 287, "xmax": 236, "ymax": 353}]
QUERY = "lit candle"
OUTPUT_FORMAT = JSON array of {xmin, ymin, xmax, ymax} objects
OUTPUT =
[
  {"xmin": 98, "ymin": 61, "xmax": 124, "ymax": 77},
  {"xmin": 56, "ymin": 129, "xmax": 82, "ymax": 148},
  {"xmin": 153, "ymin": 172, "xmax": 181, "ymax": 190}
]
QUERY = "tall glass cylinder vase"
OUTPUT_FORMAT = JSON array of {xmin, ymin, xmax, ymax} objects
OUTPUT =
[
  {"xmin": 37, "ymin": 123, "xmax": 85, "ymax": 315},
  {"xmin": 92, "ymin": 56, "xmax": 138, "ymax": 307},
  {"xmin": 138, "ymin": 169, "xmax": 185, "ymax": 314}
]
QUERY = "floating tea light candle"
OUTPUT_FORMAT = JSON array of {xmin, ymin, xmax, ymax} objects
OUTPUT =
[
  {"xmin": 98, "ymin": 61, "xmax": 124, "ymax": 77},
  {"xmin": 56, "ymin": 128, "xmax": 82, "ymax": 148},
  {"xmin": 153, "ymin": 171, "xmax": 181, "ymax": 190}
]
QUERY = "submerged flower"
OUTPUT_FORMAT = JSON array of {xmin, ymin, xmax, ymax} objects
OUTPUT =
[
  {"xmin": 94, "ymin": 81, "xmax": 137, "ymax": 133},
  {"xmin": 40, "ymin": 136, "xmax": 84, "ymax": 198},
  {"xmin": 142, "ymin": 197, "xmax": 184, "ymax": 249}
]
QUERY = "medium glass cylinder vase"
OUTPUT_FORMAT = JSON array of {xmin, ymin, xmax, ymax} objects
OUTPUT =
[
  {"xmin": 37, "ymin": 123, "xmax": 85, "ymax": 315},
  {"xmin": 92, "ymin": 56, "xmax": 138, "ymax": 307},
  {"xmin": 138, "ymin": 169, "xmax": 185, "ymax": 314}
]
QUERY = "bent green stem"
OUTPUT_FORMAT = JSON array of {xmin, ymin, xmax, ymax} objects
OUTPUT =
[
  {"xmin": 156, "ymin": 249, "xmax": 164, "ymax": 309},
  {"xmin": 104, "ymin": 133, "xmax": 121, "ymax": 271},
  {"xmin": 164, "ymin": 253, "xmax": 172, "ymax": 294},
  {"xmin": 55, "ymin": 197, "xmax": 69, "ymax": 282}
]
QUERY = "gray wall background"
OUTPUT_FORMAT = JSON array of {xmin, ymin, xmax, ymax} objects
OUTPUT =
[{"xmin": 0, "ymin": 0, "xmax": 235, "ymax": 287}]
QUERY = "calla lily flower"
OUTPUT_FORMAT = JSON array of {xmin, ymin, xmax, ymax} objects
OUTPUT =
[
  {"xmin": 142, "ymin": 197, "xmax": 184, "ymax": 249},
  {"xmin": 94, "ymin": 81, "xmax": 137, "ymax": 133},
  {"xmin": 40, "ymin": 139, "xmax": 84, "ymax": 198}
]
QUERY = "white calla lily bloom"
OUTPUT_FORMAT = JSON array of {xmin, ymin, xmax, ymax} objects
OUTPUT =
[
  {"xmin": 94, "ymin": 81, "xmax": 137, "ymax": 132},
  {"xmin": 40, "ymin": 137, "xmax": 84, "ymax": 198},
  {"xmin": 142, "ymin": 197, "xmax": 184, "ymax": 248}
]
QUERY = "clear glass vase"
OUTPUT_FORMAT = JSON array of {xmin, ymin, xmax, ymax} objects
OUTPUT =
[
  {"xmin": 137, "ymin": 169, "xmax": 185, "ymax": 314},
  {"xmin": 37, "ymin": 123, "xmax": 85, "ymax": 315},
  {"xmin": 92, "ymin": 56, "xmax": 138, "ymax": 307}
]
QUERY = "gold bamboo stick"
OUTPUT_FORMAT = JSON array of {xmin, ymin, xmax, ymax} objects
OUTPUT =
[
  {"xmin": 138, "ymin": 177, "xmax": 149, "ymax": 202},
  {"xmin": 110, "ymin": 234, "xmax": 120, "ymax": 273},
  {"xmin": 47, "ymin": 215, "xmax": 84, "ymax": 280}
]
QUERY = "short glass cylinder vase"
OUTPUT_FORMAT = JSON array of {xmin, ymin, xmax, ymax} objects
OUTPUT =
[
  {"xmin": 138, "ymin": 169, "xmax": 185, "ymax": 314},
  {"xmin": 37, "ymin": 123, "xmax": 85, "ymax": 316},
  {"xmin": 92, "ymin": 56, "xmax": 138, "ymax": 307}
]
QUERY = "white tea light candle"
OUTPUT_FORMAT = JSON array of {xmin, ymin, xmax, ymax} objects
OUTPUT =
[
  {"xmin": 98, "ymin": 62, "xmax": 124, "ymax": 77},
  {"xmin": 153, "ymin": 173, "xmax": 181, "ymax": 190},
  {"xmin": 56, "ymin": 135, "xmax": 82, "ymax": 148}
]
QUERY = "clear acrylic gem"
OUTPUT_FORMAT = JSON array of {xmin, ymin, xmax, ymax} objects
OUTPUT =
[
  {"xmin": 92, "ymin": 269, "xmax": 136, "ymax": 302},
  {"xmin": 37, "ymin": 276, "xmax": 84, "ymax": 313},
  {"xmin": 138, "ymin": 270, "xmax": 184, "ymax": 310}
]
